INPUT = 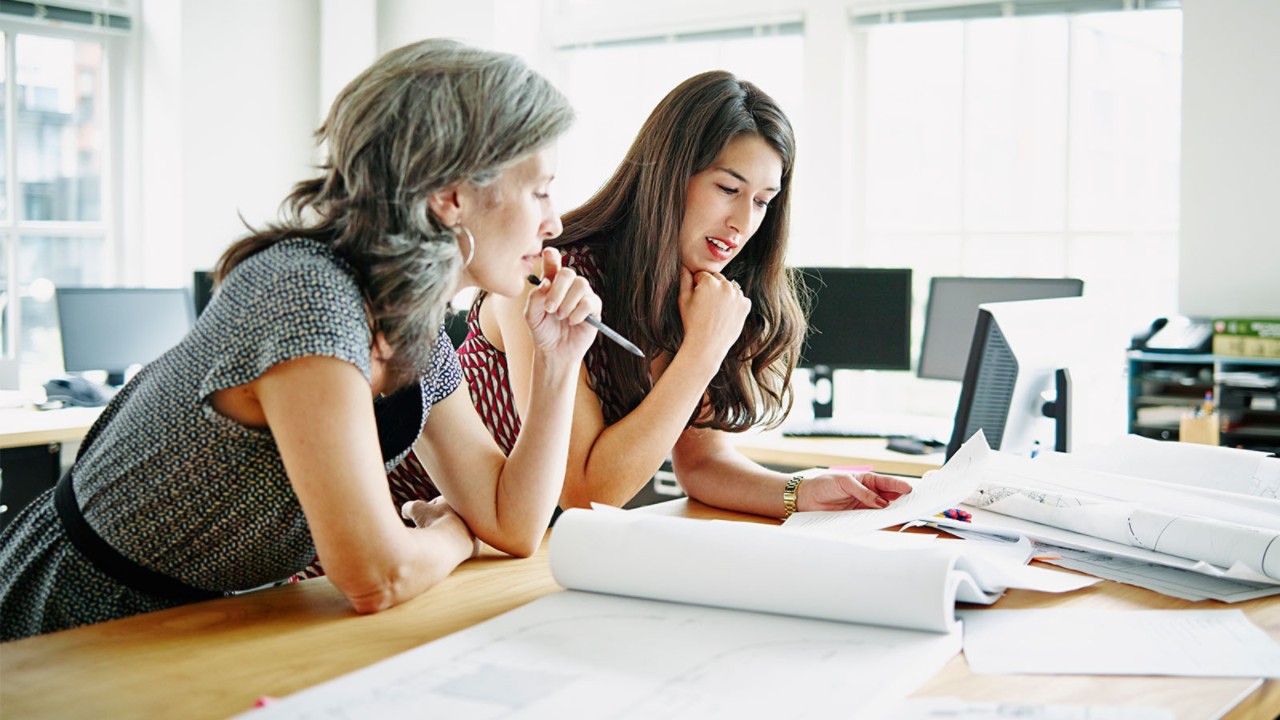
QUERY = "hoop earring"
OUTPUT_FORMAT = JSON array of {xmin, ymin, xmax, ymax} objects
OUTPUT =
[{"xmin": 453, "ymin": 223, "xmax": 475, "ymax": 267}]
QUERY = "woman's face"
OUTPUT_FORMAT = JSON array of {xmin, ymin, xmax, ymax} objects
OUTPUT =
[
  {"xmin": 458, "ymin": 145, "xmax": 563, "ymax": 297},
  {"xmin": 678, "ymin": 133, "xmax": 783, "ymax": 275}
]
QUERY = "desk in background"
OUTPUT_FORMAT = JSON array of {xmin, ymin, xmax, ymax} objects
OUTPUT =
[
  {"xmin": 732, "ymin": 430, "xmax": 945, "ymax": 477},
  {"xmin": 2, "ymin": 497, "xmax": 1276, "ymax": 719},
  {"xmin": 0, "ymin": 407, "xmax": 102, "ymax": 531}
]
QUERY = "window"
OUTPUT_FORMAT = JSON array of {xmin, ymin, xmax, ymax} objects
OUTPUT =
[
  {"xmin": 852, "ymin": 6, "xmax": 1182, "ymax": 365},
  {"xmin": 0, "ymin": 2, "xmax": 133, "ymax": 389},
  {"xmin": 551, "ymin": 23, "xmax": 806, "ymax": 215}
]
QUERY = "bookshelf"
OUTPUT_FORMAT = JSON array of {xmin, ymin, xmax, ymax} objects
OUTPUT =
[{"xmin": 1128, "ymin": 351, "xmax": 1280, "ymax": 453}]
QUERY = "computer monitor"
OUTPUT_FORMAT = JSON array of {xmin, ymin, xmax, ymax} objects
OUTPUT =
[
  {"xmin": 945, "ymin": 296, "xmax": 1126, "ymax": 460},
  {"xmin": 919, "ymin": 277, "xmax": 1084, "ymax": 382},
  {"xmin": 57, "ymin": 287, "xmax": 195, "ymax": 386},
  {"xmin": 795, "ymin": 267, "xmax": 912, "ymax": 419},
  {"xmin": 444, "ymin": 308, "xmax": 470, "ymax": 349},
  {"xmin": 193, "ymin": 270, "xmax": 215, "ymax": 316}
]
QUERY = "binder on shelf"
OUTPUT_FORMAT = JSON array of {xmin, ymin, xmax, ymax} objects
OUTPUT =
[{"xmin": 1213, "ymin": 317, "xmax": 1280, "ymax": 359}]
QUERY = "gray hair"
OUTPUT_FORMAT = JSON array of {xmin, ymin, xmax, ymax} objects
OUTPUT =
[{"xmin": 218, "ymin": 38, "xmax": 574, "ymax": 389}]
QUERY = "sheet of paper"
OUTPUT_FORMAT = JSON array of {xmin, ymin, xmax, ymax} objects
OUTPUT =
[
  {"xmin": 982, "ymin": 450, "xmax": 1280, "ymax": 531},
  {"xmin": 935, "ymin": 506, "xmax": 1280, "ymax": 585},
  {"xmin": 781, "ymin": 430, "xmax": 988, "ymax": 536},
  {"xmin": 966, "ymin": 483, "xmax": 1280, "ymax": 582},
  {"xmin": 551, "ymin": 504, "xmax": 1093, "ymax": 634},
  {"xmin": 914, "ymin": 521, "xmax": 1269, "ymax": 601},
  {"xmin": 1038, "ymin": 545, "xmax": 1280, "ymax": 603},
  {"xmin": 1061, "ymin": 434, "xmax": 1280, "ymax": 499},
  {"xmin": 551, "ymin": 507, "xmax": 966, "ymax": 633},
  {"xmin": 959, "ymin": 608, "xmax": 1280, "ymax": 677},
  {"xmin": 242, "ymin": 591, "xmax": 962, "ymax": 720}
]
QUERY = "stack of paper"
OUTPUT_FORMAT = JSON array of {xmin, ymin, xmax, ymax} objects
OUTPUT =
[{"xmin": 922, "ymin": 435, "xmax": 1280, "ymax": 601}]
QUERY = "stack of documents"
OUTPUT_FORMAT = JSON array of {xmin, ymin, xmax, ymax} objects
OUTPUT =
[{"xmin": 925, "ymin": 435, "xmax": 1280, "ymax": 602}]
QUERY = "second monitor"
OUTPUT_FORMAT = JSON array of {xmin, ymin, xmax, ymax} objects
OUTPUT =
[
  {"xmin": 57, "ymin": 287, "xmax": 195, "ymax": 387},
  {"xmin": 918, "ymin": 276, "xmax": 1084, "ymax": 382},
  {"xmin": 795, "ymin": 267, "xmax": 912, "ymax": 419}
]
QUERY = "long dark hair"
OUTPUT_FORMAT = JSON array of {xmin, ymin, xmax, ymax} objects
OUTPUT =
[
  {"xmin": 215, "ymin": 39, "xmax": 573, "ymax": 390},
  {"xmin": 555, "ymin": 71, "xmax": 803, "ymax": 431}
]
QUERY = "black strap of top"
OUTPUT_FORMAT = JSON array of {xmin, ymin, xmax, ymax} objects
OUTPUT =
[{"xmin": 54, "ymin": 469, "xmax": 227, "ymax": 603}]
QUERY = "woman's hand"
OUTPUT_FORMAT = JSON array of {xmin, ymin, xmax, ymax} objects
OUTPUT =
[
  {"xmin": 678, "ymin": 267, "xmax": 751, "ymax": 362},
  {"xmin": 524, "ymin": 247, "xmax": 600, "ymax": 363},
  {"xmin": 401, "ymin": 497, "xmax": 481, "ymax": 558},
  {"xmin": 797, "ymin": 471, "xmax": 914, "ymax": 512}
]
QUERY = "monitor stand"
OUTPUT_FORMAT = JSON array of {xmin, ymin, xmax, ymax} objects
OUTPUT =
[
  {"xmin": 1040, "ymin": 367, "xmax": 1071, "ymax": 453},
  {"xmin": 105, "ymin": 370, "xmax": 128, "ymax": 388},
  {"xmin": 810, "ymin": 364, "xmax": 834, "ymax": 420}
]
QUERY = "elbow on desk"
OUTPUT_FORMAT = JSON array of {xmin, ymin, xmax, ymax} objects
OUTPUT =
[
  {"xmin": 340, "ymin": 583, "xmax": 398, "ymax": 616},
  {"xmin": 476, "ymin": 515, "xmax": 549, "ymax": 558},
  {"xmin": 557, "ymin": 477, "xmax": 644, "ymax": 515},
  {"xmin": 328, "ymin": 561, "xmax": 416, "ymax": 616},
  {"xmin": 495, "ymin": 540, "xmax": 538, "ymax": 559}
]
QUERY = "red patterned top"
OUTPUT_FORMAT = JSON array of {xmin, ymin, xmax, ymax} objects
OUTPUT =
[{"xmin": 456, "ymin": 244, "xmax": 610, "ymax": 455}]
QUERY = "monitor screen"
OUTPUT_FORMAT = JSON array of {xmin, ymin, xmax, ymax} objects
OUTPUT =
[
  {"xmin": 193, "ymin": 270, "xmax": 215, "ymax": 316},
  {"xmin": 919, "ymin": 277, "xmax": 1084, "ymax": 381},
  {"xmin": 945, "ymin": 296, "xmax": 1126, "ymax": 459},
  {"xmin": 57, "ymin": 287, "xmax": 195, "ymax": 385},
  {"xmin": 796, "ymin": 267, "xmax": 912, "ymax": 371}
]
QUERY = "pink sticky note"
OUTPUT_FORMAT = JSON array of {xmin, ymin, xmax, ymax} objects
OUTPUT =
[{"xmin": 830, "ymin": 465, "xmax": 873, "ymax": 473}]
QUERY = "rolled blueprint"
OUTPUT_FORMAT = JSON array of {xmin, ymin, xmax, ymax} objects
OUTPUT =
[{"xmin": 968, "ymin": 483, "xmax": 1280, "ymax": 581}]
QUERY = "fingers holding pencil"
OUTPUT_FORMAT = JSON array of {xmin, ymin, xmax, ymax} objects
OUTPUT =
[
  {"xmin": 536, "ymin": 249, "xmax": 597, "ymax": 324},
  {"xmin": 523, "ymin": 248, "xmax": 600, "ymax": 359},
  {"xmin": 526, "ymin": 249, "xmax": 645, "ymax": 357}
]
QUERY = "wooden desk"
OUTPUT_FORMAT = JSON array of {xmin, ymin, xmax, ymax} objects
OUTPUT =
[
  {"xmin": 1, "ymin": 544, "xmax": 562, "ymax": 719},
  {"xmin": 0, "ymin": 407, "xmax": 102, "ymax": 530},
  {"xmin": 733, "ymin": 430, "xmax": 945, "ymax": 477},
  {"xmin": 0, "ymin": 406, "xmax": 100, "ymax": 450},
  {"xmin": 2, "ymin": 499, "xmax": 1277, "ymax": 720}
]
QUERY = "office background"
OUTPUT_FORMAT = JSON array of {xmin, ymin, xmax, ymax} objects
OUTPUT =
[{"xmin": 1, "ymin": 0, "xmax": 1276, "ymax": 422}]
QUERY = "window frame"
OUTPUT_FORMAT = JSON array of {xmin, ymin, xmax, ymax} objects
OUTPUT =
[{"xmin": 0, "ymin": 6, "xmax": 134, "ymax": 374}]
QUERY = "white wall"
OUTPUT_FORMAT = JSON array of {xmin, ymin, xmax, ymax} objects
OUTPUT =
[
  {"xmin": 1178, "ymin": 0, "xmax": 1280, "ymax": 318},
  {"xmin": 320, "ymin": 0, "xmax": 378, "ymax": 124},
  {"xmin": 137, "ymin": 0, "xmax": 320, "ymax": 281},
  {"xmin": 134, "ymin": 0, "xmax": 1279, "ymax": 318}
]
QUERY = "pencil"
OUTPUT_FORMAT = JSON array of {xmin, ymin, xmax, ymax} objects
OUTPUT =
[{"xmin": 527, "ymin": 274, "xmax": 644, "ymax": 357}]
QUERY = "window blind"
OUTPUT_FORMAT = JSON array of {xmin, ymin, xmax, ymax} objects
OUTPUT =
[
  {"xmin": 853, "ymin": 0, "xmax": 1179, "ymax": 26},
  {"xmin": 0, "ymin": 1, "xmax": 132, "ymax": 32}
]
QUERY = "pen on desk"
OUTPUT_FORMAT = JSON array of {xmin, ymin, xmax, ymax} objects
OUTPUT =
[{"xmin": 527, "ymin": 274, "xmax": 645, "ymax": 357}]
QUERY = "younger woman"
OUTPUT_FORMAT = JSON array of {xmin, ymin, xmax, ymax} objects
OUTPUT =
[{"xmin": 454, "ymin": 71, "xmax": 911, "ymax": 519}]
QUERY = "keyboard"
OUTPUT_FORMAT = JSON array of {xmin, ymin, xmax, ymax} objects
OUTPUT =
[{"xmin": 781, "ymin": 414, "xmax": 951, "ymax": 446}]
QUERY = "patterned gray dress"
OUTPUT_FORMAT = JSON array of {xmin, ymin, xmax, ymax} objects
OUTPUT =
[{"xmin": 0, "ymin": 238, "xmax": 461, "ymax": 641}]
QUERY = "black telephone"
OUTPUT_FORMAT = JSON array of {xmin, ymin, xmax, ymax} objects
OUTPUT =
[
  {"xmin": 43, "ymin": 376, "xmax": 113, "ymax": 407},
  {"xmin": 1132, "ymin": 316, "xmax": 1213, "ymax": 353}
]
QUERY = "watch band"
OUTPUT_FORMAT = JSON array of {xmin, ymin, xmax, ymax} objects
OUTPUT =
[{"xmin": 783, "ymin": 475, "xmax": 804, "ymax": 518}]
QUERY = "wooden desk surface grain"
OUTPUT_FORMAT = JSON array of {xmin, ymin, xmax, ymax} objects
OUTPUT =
[
  {"xmin": 0, "ymin": 541, "xmax": 560, "ymax": 719},
  {"xmin": 2, "ymin": 500, "xmax": 1277, "ymax": 719}
]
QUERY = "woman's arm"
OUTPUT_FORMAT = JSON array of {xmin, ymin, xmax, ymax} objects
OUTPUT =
[
  {"xmin": 412, "ymin": 361, "xmax": 575, "ymax": 557},
  {"xmin": 416, "ymin": 250, "xmax": 598, "ymax": 555},
  {"xmin": 486, "ymin": 268, "xmax": 747, "ymax": 508},
  {"xmin": 257, "ymin": 355, "xmax": 475, "ymax": 615},
  {"xmin": 671, "ymin": 427, "xmax": 914, "ymax": 518}
]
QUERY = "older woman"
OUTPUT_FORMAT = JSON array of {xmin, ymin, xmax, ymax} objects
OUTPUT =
[{"xmin": 0, "ymin": 39, "xmax": 596, "ymax": 641}]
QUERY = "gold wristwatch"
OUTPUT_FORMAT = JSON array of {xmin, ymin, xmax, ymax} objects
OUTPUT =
[{"xmin": 783, "ymin": 475, "xmax": 804, "ymax": 518}]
